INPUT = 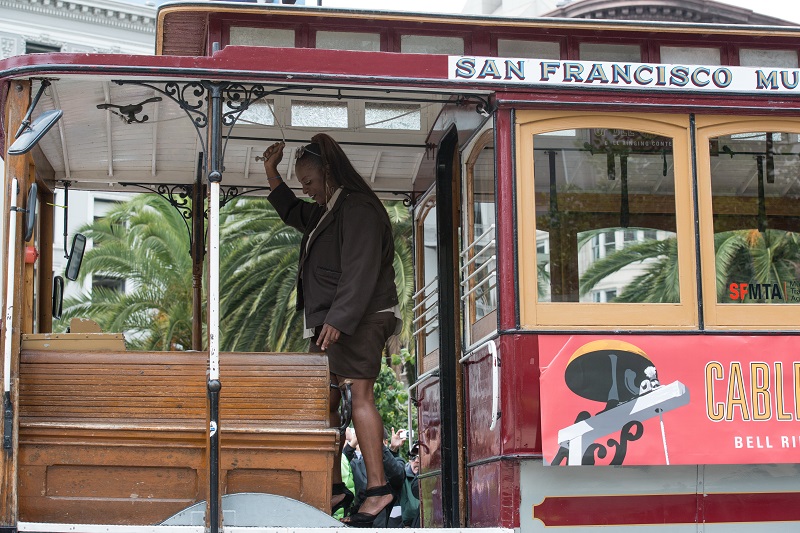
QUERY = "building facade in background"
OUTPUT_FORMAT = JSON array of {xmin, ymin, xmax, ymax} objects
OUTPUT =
[
  {"xmin": 1, "ymin": 0, "xmax": 156, "ymax": 299},
  {"xmin": 463, "ymin": 0, "xmax": 795, "ymax": 25}
]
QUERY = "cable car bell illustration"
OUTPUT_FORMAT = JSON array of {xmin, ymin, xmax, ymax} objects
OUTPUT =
[{"xmin": 552, "ymin": 340, "xmax": 690, "ymax": 466}]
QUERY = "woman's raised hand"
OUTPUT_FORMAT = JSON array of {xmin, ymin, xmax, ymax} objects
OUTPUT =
[{"xmin": 261, "ymin": 141, "xmax": 285, "ymax": 177}]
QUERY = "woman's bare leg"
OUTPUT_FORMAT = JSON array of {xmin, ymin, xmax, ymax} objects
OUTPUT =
[
  {"xmin": 347, "ymin": 377, "xmax": 393, "ymax": 517},
  {"xmin": 329, "ymin": 373, "xmax": 345, "ymax": 508}
]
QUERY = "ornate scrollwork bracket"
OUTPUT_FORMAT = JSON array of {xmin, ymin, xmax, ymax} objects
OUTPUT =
[
  {"xmin": 391, "ymin": 191, "xmax": 418, "ymax": 208},
  {"xmin": 218, "ymin": 185, "xmax": 273, "ymax": 208},
  {"xmin": 119, "ymin": 182, "xmax": 194, "ymax": 245}
]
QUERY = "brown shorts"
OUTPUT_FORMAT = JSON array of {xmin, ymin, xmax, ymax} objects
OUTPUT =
[{"xmin": 310, "ymin": 312, "xmax": 397, "ymax": 379}]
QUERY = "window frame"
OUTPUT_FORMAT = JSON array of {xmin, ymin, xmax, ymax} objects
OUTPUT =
[
  {"xmin": 696, "ymin": 115, "xmax": 800, "ymax": 329},
  {"xmin": 413, "ymin": 188, "xmax": 440, "ymax": 374},
  {"xmin": 516, "ymin": 110, "xmax": 697, "ymax": 329},
  {"xmin": 462, "ymin": 128, "xmax": 497, "ymax": 347}
]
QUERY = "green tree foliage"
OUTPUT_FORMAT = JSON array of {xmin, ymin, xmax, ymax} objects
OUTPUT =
[
  {"xmin": 579, "ymin": 228, "xmax": 799, "ymax": 303},
  {"xmin": 218, "ymin": 198, "xmax": 305, "ymax": 352},
  {"xmin": 579, "ymin": 236, "xmax": 680, "ymax": 303},
  {"xmin": 373, "ymin": 360, "xmax": 415, "ymax": 458},
  {"xmin": 56, "ymin": 195, "xmax": 196, "ymax": 350},
  {"xmin": 59, "ymin": 194, "xmax": 416, "ymax": 356},
  {"xmin": 715, "ymin": 229, "xmax": 800, "ymax": 302},
  {"xmin": 384, "ymin": 202, "xmax": 414, "ymax": 351}
]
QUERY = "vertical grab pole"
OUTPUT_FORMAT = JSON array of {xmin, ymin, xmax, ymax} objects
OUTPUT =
[
  {"xmin": 206, "ymin": 81, "xmax": 224, "ymax": 533},
  {"xmin": 3, "ymin": 179, "xmax": 19, "ymax": 450}
]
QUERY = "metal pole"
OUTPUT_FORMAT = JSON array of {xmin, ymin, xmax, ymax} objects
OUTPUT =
[
  {"xmin": 206, "ymin": 82, "xmax": 224, "ymax": 533},
  {"xmin": 3, "ymin": 179, "xmax": 19, "ymax": 451},
  {"xmin": 192, "ymin": 153, "xmax": 205, "ymax": 352}
]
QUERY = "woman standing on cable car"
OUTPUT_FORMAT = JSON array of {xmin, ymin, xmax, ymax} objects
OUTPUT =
[{"xmin": 262, "ymin": 134, "xmax": 400, "ymax": 527}]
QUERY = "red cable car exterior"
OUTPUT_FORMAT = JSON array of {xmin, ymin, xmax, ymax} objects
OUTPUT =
[{"xmin": 1, "ymin": 4, "xmax": 799, "ymax": 531}]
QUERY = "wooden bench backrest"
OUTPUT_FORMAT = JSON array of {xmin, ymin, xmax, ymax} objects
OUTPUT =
[{"xmin": 19, "ymin": 351, "xmax": 329, "ymax": 429}]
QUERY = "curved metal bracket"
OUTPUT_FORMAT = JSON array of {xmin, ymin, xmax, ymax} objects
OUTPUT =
[
  {"xmin": 114, "ymin": 80, "xmax": 210, "ymax": 151},
  {"xmin": 119, "ymin": 182, "xmax": 194, "ymax": 246}
]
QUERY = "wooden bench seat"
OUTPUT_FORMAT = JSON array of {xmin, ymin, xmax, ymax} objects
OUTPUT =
[{"xmin": 17, "ymin": 351, "xmax": 337, "ymax": 525}]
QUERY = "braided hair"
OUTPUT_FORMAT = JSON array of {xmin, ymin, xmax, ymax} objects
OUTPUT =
[{"xmin": 296, "ymin": 133, "xmax": 389, "ymax": 224}]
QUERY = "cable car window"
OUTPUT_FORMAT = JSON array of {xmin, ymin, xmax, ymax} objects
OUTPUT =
[
  {"xmin": 579, "ymin": 43, "xmax": 641, "ymax": 62},
  {"xmin": 533, "ymin": 128, "xmax": 679, "ymax": 303},
  {"xmin": 497, "ymin": 39, "xmax": 560, "ymax": 60},
  {"xmin": 660, "ymin": 46, "xmax": 721, "ymax": 65},
  {"xmin": 365, "ymin": 103, "xmax": 421, "ymax": 130},
  {"xmin": 291, "ymin": 100, "xmax": 348, "ymax": 128},
  {"xmin": 400, "ymin": 35, "xmax": 463, "ymax": 55},
  {"xmin": 229, "ymin": 27, "xmax": 295, "ymax": 47},
  {"xmin": 238, "ymin": 100, "xmax": 276, "ymax": 127},
  {"xmin": 708, "ymin": 132, "xmax": 800, "ymax": 305},
  {"xmin": 739, "ymin": 49, "xmax": 798, "ymax": 68},
  {"xmin": 463, "ymin": 133, "xmax": 496, "ymax": 342},
  {"xmin": 414, "ymin": 197, "xmax": 439, "ymax": 362},
  {"xmin": 316, "ymin": 31, "xmax": 380, "ymax": 52}
]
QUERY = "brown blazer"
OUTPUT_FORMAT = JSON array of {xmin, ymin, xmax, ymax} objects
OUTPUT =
[{"xmin": 268, "ymin": 182, "xmax": 398, "ymax": 336}]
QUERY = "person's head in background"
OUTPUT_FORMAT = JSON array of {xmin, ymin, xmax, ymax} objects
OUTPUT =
[{"xmin": 409, "ymin": 454, "xmax": 420, "ymax": 474}]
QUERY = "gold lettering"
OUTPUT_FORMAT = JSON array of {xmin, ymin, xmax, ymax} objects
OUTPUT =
[
  {"xmin": 727, "ymin": 363, "xmax": 750, "ymax": 421},
  {"xmin": 750, "ymin": 362, "xmax": 771, "ymax": 421},
  {"xmin": 775, "ymin": 363, "xmax": 793, "ymax": 421},
  {"xmin": 706, "ymin": 361, "xmax": 724, "ymax": 421}
]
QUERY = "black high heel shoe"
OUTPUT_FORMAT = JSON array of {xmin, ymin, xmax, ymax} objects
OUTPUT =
[
  {"xmin": 341, "ymin": 483, "xmax": 392, "ymax": 528},
  {"xmin": 332, "ymin": 483, "xmax": 354, "ymax": 516}
]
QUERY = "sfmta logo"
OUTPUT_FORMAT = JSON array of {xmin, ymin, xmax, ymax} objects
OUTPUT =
[{"xmin": 728, "ymin": 283, "xmax": 784, "ymax": 301}]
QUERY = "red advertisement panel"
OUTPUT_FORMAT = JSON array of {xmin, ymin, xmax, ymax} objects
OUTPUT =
[{"xmin": 539, "ymin": 335, "xmax": 800, "ymax": 466}]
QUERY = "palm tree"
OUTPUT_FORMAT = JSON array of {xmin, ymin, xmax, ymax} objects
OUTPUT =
[
  {"xmin": 57, "ymin": 194, "xmax": 196, "ymax": 350},
  {"xmin": 715, "ymin": 229, "xmax": 800, "ymax": 302},
  {"xmin": 384, "ymin": 201, "xmax": 414, "ymax": 353},
  {"xmin": 59, "ymin": 194, "xmax": 417, "ymax": 354},
  {"xmin": 579, "ymin": 236, "xmax": 680, "ymax": 303},
  {"xmin": 579, "ymin": 228, "xmax": 799, "ymax": 303},
  {"xmin": 218, "ymin": 197, "xmax": 415, "ymax": 354},
  {"xmin": 218, "ymin": 197, "xmax": 305, "ymax": 352}
]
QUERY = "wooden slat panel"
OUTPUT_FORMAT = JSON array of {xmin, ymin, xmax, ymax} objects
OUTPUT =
[
  {"xmin": 19, "ymin": 351, "xmax": 330, "ymax": 428},
  {"xmin": 16, "ymin": 350, "xmax": 337, "ymax": 524}
]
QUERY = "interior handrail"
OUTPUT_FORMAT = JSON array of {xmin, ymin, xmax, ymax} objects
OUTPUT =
[
  {"xmin": 411, "ymin": 276, "xmax": 439, "ymax": 300},
  {"xmin": 461, "ymin": 272, "xmax": 497, "ymax": 300},
  {"xmin": 412, "ymin": 288, "xmax": 439, "ymax": 313},
  {"xmin": 460, "ymin": 255, "xmax": 497, "ymax": 286},
  {"xmin": 459, "ymin": 223, "xmax": 496, "ymax": 258},
  {"xmin": 460, "ymin": 239, "xmax": 497, "ymax": 272}
]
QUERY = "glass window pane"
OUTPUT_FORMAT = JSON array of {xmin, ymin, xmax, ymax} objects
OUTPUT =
[
  {"xmin": 534, "ymin": 128, "xmax": 679, "ymax": 303},
  {"xmin": 709, "ymin": 132, "xmax": 800, "ymax": 304},
  {"xmin": 465, "ymin": 142, "xmax": 497, "ymax": 323},
  {"xmin": 237, "ymin": 100, "xmax": 275, "ymax": 126},
  {"xmin": 498, "ymin": 39, "xmax": 560, "ymax": 59},
  {"xmin": 421, "ymin": 206, "xmax": 439, "ymax": 355},
  {"xmin": 579, "ymin": 43, "xmax": 640, "ymax": 62},
  {"xmin": 401, "ymin": 35, "xmax": 463, "ymax": 55},
  {"xmin": 316, "ymin": 31, "xmax": 380, "ymax": 51},
  {"xmin": 291, "ymin": 100, "xmax": 348, "ymax": 128},
  {"xmin": 660, "ymin": 46, "xmax": 720, "ymax": 65},
  {"xmin": 365, "ymin": 103, "xmax": 421, "ymax": 130},
  {"xmin": 740, "ymin": 49, "xmax": 798, "ymax": 68},
  {"xmin": 229, "ymin": 27, "xmax": 295, "ymax": 47}
]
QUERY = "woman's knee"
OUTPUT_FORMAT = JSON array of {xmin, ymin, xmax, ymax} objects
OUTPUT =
[{"xmin": 349, "ymin": 379, "xmax": 376, "ymax": 404}]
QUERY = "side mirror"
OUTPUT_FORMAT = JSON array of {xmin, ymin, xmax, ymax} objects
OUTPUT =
[
  {"xmin": 9, "ymin": 109, "xmax": 63, "ymax": 156},
  {"xmin": 24, "ymin": 183, "xmax": 37, "ymax": 242},
  {"xmin": 65, "ymin": 233, "xmax": 86, "ymax": 281},
  {"xmin": 52, "ymin": 276, "xmax": 64, "ymax": 319}
]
